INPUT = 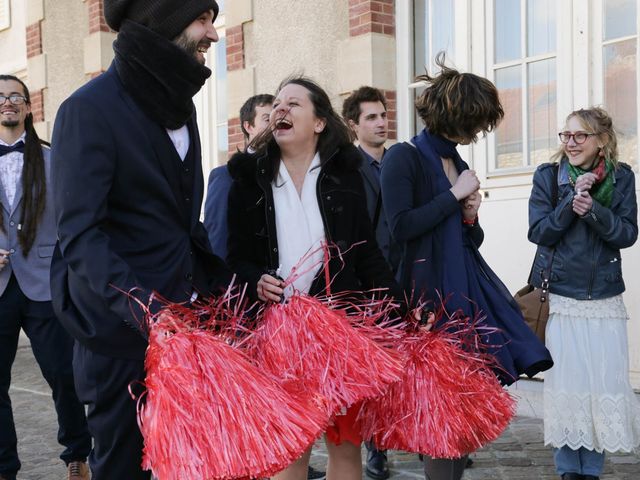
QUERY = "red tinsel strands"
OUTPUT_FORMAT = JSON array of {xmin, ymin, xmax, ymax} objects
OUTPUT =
[
  {"xmin": 138, "ymin": 299, "xmax": 329, "ymax": 479},
  {"xmin": 246, "ymin": 293, "xmax": 406, "ymax": 417},
  {"xmin": 141, "ymin": 316, "xmax": 329, "ymax": 480},
  {"xmin": 358, "ymin": 312, "xmax": 516, "ymax": 459}
]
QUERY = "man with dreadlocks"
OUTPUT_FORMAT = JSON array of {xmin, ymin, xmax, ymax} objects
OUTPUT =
[{"xmin": 0, "ymin": 76, "xmax": 91, "ymax": 480}]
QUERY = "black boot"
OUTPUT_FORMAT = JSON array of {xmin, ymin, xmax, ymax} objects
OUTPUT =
[
  {"xmin": 561, "ymin": 473, "xmax": 583, "ymax": 480},
  {"xmin": 582, "ymin": 476, "xmax": 599, "ymax": 480},
  {"xmin": 365, "ymin": 443, "xmax": 389, "ymax": 480},
  {"xmin": 307, "ymin": 465, "xmax": 326, "ymax": 479}
]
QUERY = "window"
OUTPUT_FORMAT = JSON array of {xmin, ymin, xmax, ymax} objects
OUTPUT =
[
  {"xmin": 602, "ymin": 0, "xmax": 637, "ymax": 166},
  {"xmin": 399, "ymin": 0, "xmax": 455, "ymax": 138},
  {"xmin": 0, "ymin": 0, "xmax": 9, "ymax": 32},
  {"xmin": 414, "ymin": 0, "xmax": 455, "ymax": 75},
  {"xmin": 194, "ymin": 10, "xmax": 228, "ymax": 172},
  {"xmin": 491, "ymin": 0, "xmax": 557, "ymax": 171},
  {"xmin": 214, "ymin": 35, "xmax": 228, "ymax": 164}
]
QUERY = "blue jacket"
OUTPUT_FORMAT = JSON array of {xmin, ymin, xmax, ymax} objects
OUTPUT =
[
  {"xmin": 528, "ymin": 158, "xmax": 638, "ymax": 300},
  {"xmin": 382, "ymin": 134, "xmax": 552, "ymax": 383},
  {"xmin": 204, "ymin": 165, "xmax": 233, "ymax": 259},
  {"xmin": 0, "ymin": 146, "xmax": 56, "ymax": 301},
  {"xmin": 380, "ymin": 141, "xmax": 483, "ymax": 298}
]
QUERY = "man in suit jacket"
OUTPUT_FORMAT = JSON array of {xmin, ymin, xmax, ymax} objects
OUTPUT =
[
  {"xmin": 0, "ymin": 76, "xmax": 90, "ymax": 480},
  {"xmin": 50, "ymin": 1, "xmax": 231, "ymax": 478},
  {"xmin": 204, "ymin": 93, "xmax": 274, "ymax": 259},
  {"xmin": 342, "ymin": 86, "xmax": 395, "ymax": 480}
]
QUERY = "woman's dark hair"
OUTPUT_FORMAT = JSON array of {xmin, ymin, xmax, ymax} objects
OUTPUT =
[
  {"xmin": 250, "ymin": 75, "xmax": 352, "ymax": 180},
  {"xmin": 0, "ymin": 75, "xmax": 46, "ymax": 256},
  {"xmin": 415, "ymin": 52, "xmax": 504, "ymax": 142}
]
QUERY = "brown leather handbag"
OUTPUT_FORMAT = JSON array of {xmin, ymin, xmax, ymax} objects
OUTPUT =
[
  {"xmin": 514, "ymin": 274, "xmax": 551, "ymax": 343},
  {"xmin": 515, "ymin": 164, "xmax": 558, "ymax": 343}
]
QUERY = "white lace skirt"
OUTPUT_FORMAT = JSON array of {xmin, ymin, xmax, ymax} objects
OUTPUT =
[{"xmin": 543, "ymin": 293, "xmax": 640, "ymax": 453}]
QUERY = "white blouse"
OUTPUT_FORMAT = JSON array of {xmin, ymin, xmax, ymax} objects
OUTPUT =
[{"xmin": 272, "ymin": 153, "xmax": 326, "ymax": 298}]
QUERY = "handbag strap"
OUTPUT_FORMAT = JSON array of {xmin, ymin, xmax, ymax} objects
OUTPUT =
[{"xmin": 528, "ymin": 164, "xmax": 559, "ymax": 302}]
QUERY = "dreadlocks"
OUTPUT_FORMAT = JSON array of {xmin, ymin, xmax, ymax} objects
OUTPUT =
[{"xmin": 0, "ymin": 75, "xmax": 46, "ymax": 256}]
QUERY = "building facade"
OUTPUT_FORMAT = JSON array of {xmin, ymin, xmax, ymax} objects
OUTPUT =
[{"xmin": 1, "ymin": 0, "xmax": 639, "ymax": 385}]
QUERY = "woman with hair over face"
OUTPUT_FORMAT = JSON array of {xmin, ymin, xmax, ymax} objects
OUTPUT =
[
  {"xmin": 226, "ymin": 76, "xmax": 411, "ymax": 480},
  {"xmin": 528, "ymin": 107, "xmax": 640, "ymax": 480},
  {"xmin": 381, "ymin": 54, "xmax": 553, "ymax": 480}
]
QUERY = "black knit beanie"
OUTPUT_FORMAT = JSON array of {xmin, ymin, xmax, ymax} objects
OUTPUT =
[{"xmin": 104, "ymin": 0, "xmax": 219, "ymax": 40}]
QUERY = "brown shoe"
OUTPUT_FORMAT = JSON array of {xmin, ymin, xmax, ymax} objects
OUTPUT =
[{"xmin": 68, "ymin": 461, "xmax": 90, "ymax": 480}]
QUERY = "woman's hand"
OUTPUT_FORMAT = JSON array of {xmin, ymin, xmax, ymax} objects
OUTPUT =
[
  {"xmin": 462, "ymin": 191, "xmax": 482, "ymax": 221},
  {"xmin": 450, "ymin": 170, "xmax": 480, "ymax": 200},
  {"xmin": 415, "ymin": 309, "xmax": 435, "ymax": 332},
  {"xmin": 257, "ymin": 274, "xmax": 284, "ymax": 303},
  {"xmin": 574, "ymin": 172, "xmax": 598, "ymax": 193},
  {"xmin": 573, "ymin": 190, "xmax": 593, "ymax": 216}
]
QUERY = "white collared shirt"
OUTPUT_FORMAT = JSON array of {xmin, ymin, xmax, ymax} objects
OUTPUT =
[
  {"xmin": 0, "ymin": 132, "xmax": 26, "ymax": 208},
  {"xmin": 272, "ymin": 153, "xmax": 326, "ymax": 297},
  {"xmin": 166, "ymin": 125, "xmax": 190, "ymax": 161}
]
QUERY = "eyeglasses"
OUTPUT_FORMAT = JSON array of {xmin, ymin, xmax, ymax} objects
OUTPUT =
[
  {"xmin": 0, "ymin": 95, "xmax": 28, "ymax": 105},
  {"xmin": 558, "ymin": 131, "xmax": 596, "ymax": 145}
]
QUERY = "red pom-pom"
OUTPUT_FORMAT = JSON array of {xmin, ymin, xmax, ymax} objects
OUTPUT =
[
  {"xmin": 359, "ymin": 313, "xmax": 516, "ymax": 459},
  {"xmin": 138, "ymin": 301, "xmax": 328, "ymax": 480},
  {"xmin": 246, "ymin": 294, "xmax": 405, "ymax": 416}
]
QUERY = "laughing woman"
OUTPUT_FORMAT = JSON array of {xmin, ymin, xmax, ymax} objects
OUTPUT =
[
  {"xmin": 529, "ymin": 107, "xmax": 640, "ymax": 480},
  {"xmin": 226, "ymin": 76, "xmax": 405, "ymax": 480}
]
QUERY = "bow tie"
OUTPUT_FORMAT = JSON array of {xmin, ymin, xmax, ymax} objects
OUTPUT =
[{"xmin": 0, "ymin": 141, "xmax": 25, "ymax": 157}]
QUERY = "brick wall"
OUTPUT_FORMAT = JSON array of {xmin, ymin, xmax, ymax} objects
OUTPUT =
[
  {"xmin": 29, "ymin": 90, "xmax": 44, "ymax": 123},
  {"xmin": 26, "ymin": 22, "xmax": 42, "ymax": 58},
  {"xmin": 227, "ymin": 116, "xmax": 244, "ymax": 155},
  {"xmin": 226, "ymin": 25, "xmax": 244, "ymax": 72},
  {"xmin": 86, "ymin": 0, "xmax": 111, "ymax": 78},
  {"xmin": 384, "ymin": 90, "xmax": 396, "ymax": 140},
  {"xmin": 87, "ymin": 0, "xmax": 111, "ymax": 34},
  {"xmin": 347, "ymin": 0, "xmax": 397, "ymax": 140},
  {"xmin": 226, "ymin": 23, "xmax": 246, "ymax": 154},
  {"xmin": 348, "ymin": 0, "xmax": 395, "ymax": 37},
  {"xmin": 26, "ymin": 21, "xmax": 44, "ymax": 122}
]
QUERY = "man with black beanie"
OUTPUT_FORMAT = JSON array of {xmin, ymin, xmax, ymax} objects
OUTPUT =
[{"xmin": 50, "ymin": 1, "xmax": 232, "ymax": 479}]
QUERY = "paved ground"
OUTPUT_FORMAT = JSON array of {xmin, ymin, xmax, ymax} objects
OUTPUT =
[{"xmin": 9, "ymin": 334, "xmax": 640, "ymax": 479}]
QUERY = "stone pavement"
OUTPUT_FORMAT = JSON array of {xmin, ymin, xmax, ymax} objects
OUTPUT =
[{"xmin": 9, "ymin": 334, "xmax": 640, "ymax": 479}]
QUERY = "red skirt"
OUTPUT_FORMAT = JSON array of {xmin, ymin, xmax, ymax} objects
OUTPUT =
[{"xmin": 325, "ymin": 402, "xmax": 363, "ymax": 446}]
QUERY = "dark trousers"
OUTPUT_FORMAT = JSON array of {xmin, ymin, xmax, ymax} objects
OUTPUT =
[
  {"xmin": 0, "ymin": 274, "xmax": 91, "ymax": 480},
  {"xmin": 73, "ymin": 342, "xmax": 150, "ymax": 480}
]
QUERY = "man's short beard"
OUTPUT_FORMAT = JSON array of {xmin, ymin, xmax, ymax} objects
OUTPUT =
[
  {"xmin": 1, "ymin": 119, "xmax": 19, "ymax": 128},
  {"xmin": 173, "ymin": 32, "xmax": 199, "ymax": 61}
]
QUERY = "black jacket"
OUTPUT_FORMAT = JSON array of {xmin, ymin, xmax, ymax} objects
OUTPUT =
[
  {"xmin": 50, "ymin": 64, "xmax": 232, "ymax": 360},
  {"xmin": 357, "ymin": 147, "xmax": 401, "ymax": 273},
  {"xmin": 226, "ymin": 143, "xmax": 403, "ymax": 303},
  {"xmin": 528, "ymin": 159, "xmax": 638, "ymax": 300}
]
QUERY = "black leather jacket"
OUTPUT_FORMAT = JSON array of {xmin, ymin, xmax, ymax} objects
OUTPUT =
[{"xmin": 528, "ymin": 158, "xmax": 638, "ymax": 300}]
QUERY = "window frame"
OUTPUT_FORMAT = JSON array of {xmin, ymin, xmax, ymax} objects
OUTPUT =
[
  {"xmin": 486, "ymin": 0, "xmax": 564, "ymax": 176},
  {"xmin": 591, "ymin": 0, "xmax": 640, "ymax": 171},
  {"xmin": 194, "ymin": 12, "xmax": 227, "ymax": 176}
]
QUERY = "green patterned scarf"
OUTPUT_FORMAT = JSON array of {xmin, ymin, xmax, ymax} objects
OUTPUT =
[{"xmin": 567, "ymin": 157, "xmax": 614, "ymax": 207}]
